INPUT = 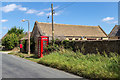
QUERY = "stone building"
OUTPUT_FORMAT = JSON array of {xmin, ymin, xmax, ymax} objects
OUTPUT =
[{"xmin": 31, "ymin": 21, "xmax": 108, "ymax": 54}]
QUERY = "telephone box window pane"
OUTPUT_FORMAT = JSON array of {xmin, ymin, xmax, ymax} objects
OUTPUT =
[{"xmin": 42, "ymin": 38, "xmax": 47, "ymax": 39}]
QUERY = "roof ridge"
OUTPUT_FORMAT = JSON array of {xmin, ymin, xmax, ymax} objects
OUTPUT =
[
  {"xmin": 98, "ymin": 25, "xmax": 108, "ymax": 37},
  {"xmin": 108, "ymin": 25, "xmax": 120, "ymax": 37},
  {"xmin": 37, "ymin": 22, "xmax": 98, "ymax": 27},
  {"xmin": 108, "ymin": 25, "xmax": 117, "ymax": 37}
]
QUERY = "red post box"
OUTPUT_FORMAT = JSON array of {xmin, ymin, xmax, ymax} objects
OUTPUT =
[
  {"xmin": 20, "ymin": 44, "xmax": 23, "ymax": 48},
  {"xmin": 38, "ymin": 36, "xmax": 49, "ymax": 58}
]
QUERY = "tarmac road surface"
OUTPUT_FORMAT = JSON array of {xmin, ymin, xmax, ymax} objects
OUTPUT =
[{"xmin": 1, "ymin": 52, "xmax": 85, "ymax": 79}]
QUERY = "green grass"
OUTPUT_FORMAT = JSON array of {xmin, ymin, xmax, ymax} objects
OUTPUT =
[
  {"xmin": 0, "ymin": 51, "xmax": 11, "ymax": 52},
  {"xmin": 38, "ymin": 49, "xmax": 120, "ymax": 79},
  {"xmin": 8, "ymin": 49, "xmax": 120, "ymax": 79},
  {"xmin": 8, "ymin": 52, "xmax": 41, "ymax": 62}
]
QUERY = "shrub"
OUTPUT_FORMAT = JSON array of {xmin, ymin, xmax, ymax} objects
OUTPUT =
[
  {"xmin": 46, "ymin": 40, "xmax": 75, "ymax": 52},
  {"xmin": 2, "ymin": 26, "xmax": 25, "ymax": 50},
  {"xmin": 22, "ymin": 40, "xmax": 26, "ymax": 51},
  {"xmin": 45, "ymin": 44, "xmax": 60, "ymax": 52},
  {"xmin": 2, "ymin": 33, "xmax": 19, "ymax": 50},
  {"xmin": 81, "ymin": 44, "xmax": 85, "ymax": 54}
]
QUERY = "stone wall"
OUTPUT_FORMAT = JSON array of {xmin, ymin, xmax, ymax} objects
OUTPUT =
[
  {"xmin": 73, "ymin": 40, "xmax": 120, "ymax": 54},
  {"xmin": 58, "ymin": 40, "xmax": 120, "ymax": 54}
]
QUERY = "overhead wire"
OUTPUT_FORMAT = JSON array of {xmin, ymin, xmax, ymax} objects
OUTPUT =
[
  {"xmin": 54, "ymin": 2, "xmax": 75, "ymax": 12},
  {"xmin": 45, "ymin": 2, "xmax": 75, "ymax": 37},
  {"xmin": 46, "ymin": 2, "xmax": 75, "ymax": 23}
]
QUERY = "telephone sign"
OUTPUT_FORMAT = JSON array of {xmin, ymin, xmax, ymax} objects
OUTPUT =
[{"xmin": 38, "ymin": 36, "xmax": 49, "ymax": 58}]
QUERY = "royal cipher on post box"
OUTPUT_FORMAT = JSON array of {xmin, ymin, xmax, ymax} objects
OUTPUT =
[{"xmin": 38, "ymin": 36, "xmax": 49, "ymax": 58}]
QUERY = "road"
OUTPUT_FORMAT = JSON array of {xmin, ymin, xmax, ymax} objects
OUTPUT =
[{"xmin": 1, "ymin": 52, "xmax": 84, "ymax": 79}]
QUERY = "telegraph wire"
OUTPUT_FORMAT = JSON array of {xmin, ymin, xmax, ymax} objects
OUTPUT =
[
  {"xmin": 46, "ymin": 2, "xmax": 75, "ymax": 16},
  {"xmin": 54, "ymin": 2, "xmax": 75, "ymax": 12},
  {"xmin": 53, "ymin": 2, "xmax": 75, "ymax": 16},
  {"xmin": 46, "ymin": 2, "xmax": 75, "ymax": 23}
]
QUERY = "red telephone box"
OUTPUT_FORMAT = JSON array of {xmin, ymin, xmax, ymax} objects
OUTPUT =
[{"xmin": 38, "ymin": 36, "xmax": 49, "ymax": 58}]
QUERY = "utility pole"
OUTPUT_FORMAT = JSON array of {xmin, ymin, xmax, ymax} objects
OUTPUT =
[{"xmin": 51, "ymin": 3, "xmax": 54, "ymax": 45}]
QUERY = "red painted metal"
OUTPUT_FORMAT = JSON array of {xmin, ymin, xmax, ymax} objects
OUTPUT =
[
  {"xmin": 38, "ymin": 36, "xmax": 49, "ymax": 58},
  {"xmin": 20, "ymin": 44, "xmax": 23, "ymax": 48}
]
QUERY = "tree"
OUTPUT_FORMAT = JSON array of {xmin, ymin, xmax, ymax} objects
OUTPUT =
[
  {"xmin": 2, "ymin": 26, "xmax": 25, "ymax": 50},
  {"xmin": 8, "ymin": 26, "xmax": 25, "ymax": 40},
  {"xmin": 2, "ymin": 33, "xmax": 19, "ymax": 50},
  {"xmin": 8, "ymin": 26, "xmax": 24, "ymax": 36}
]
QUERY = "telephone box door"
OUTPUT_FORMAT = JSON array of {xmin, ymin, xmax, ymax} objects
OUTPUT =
[{"xmin": 38, "ymin": 37, "xmax": 41, "ymax": 58}]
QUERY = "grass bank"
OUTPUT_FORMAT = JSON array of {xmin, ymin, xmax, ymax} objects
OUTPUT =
[
  {"xmin": 8, "ymin": 49, "xmax": 120, "ymax": 79},
  {"xmin": 38, "ymin": 49, "xmax": 120, "ymax": 79},
  {"xmin": 8, "ymin": 52, "xmax": 40, "ymax": 62}
]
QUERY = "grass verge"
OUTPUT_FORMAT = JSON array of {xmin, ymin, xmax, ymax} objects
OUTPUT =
[
  {"xmin": 8, "ymin": 49, "xmax": 120, "ymax": 79},
  {"xmin": 8, "ymin": 52, "xmax": 40, "ymax": 62},
  {"xmin": 38, "ymin": 49, "xmax": 120, "ymax": 79}
]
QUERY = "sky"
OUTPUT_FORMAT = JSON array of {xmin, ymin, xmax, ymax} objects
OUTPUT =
[{"xmin": 0, "ymin": 2, "xmax": 118, "ymax": 39}]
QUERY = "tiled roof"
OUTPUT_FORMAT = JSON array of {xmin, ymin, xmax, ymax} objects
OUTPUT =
[
  {"xmin": 108, "ymin": 25, "xmax": 120, "ymax": 37},
  {"xmin": 34, "ymin": 21, "xmax": 107, "ymax": 38}
]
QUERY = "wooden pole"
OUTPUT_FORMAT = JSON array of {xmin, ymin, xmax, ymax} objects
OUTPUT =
[{"xmin": 51, "ymin": 3, "xmax": 54, "ymax": 45}]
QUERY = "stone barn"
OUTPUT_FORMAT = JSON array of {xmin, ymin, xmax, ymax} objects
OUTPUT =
[
  {"xmin": 108, "ymin": 25, "xmax": 120, "ymax": 39},
  {"xmin": 31, "ymin": 21, "xmax": 108, "ymax": 54}
]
